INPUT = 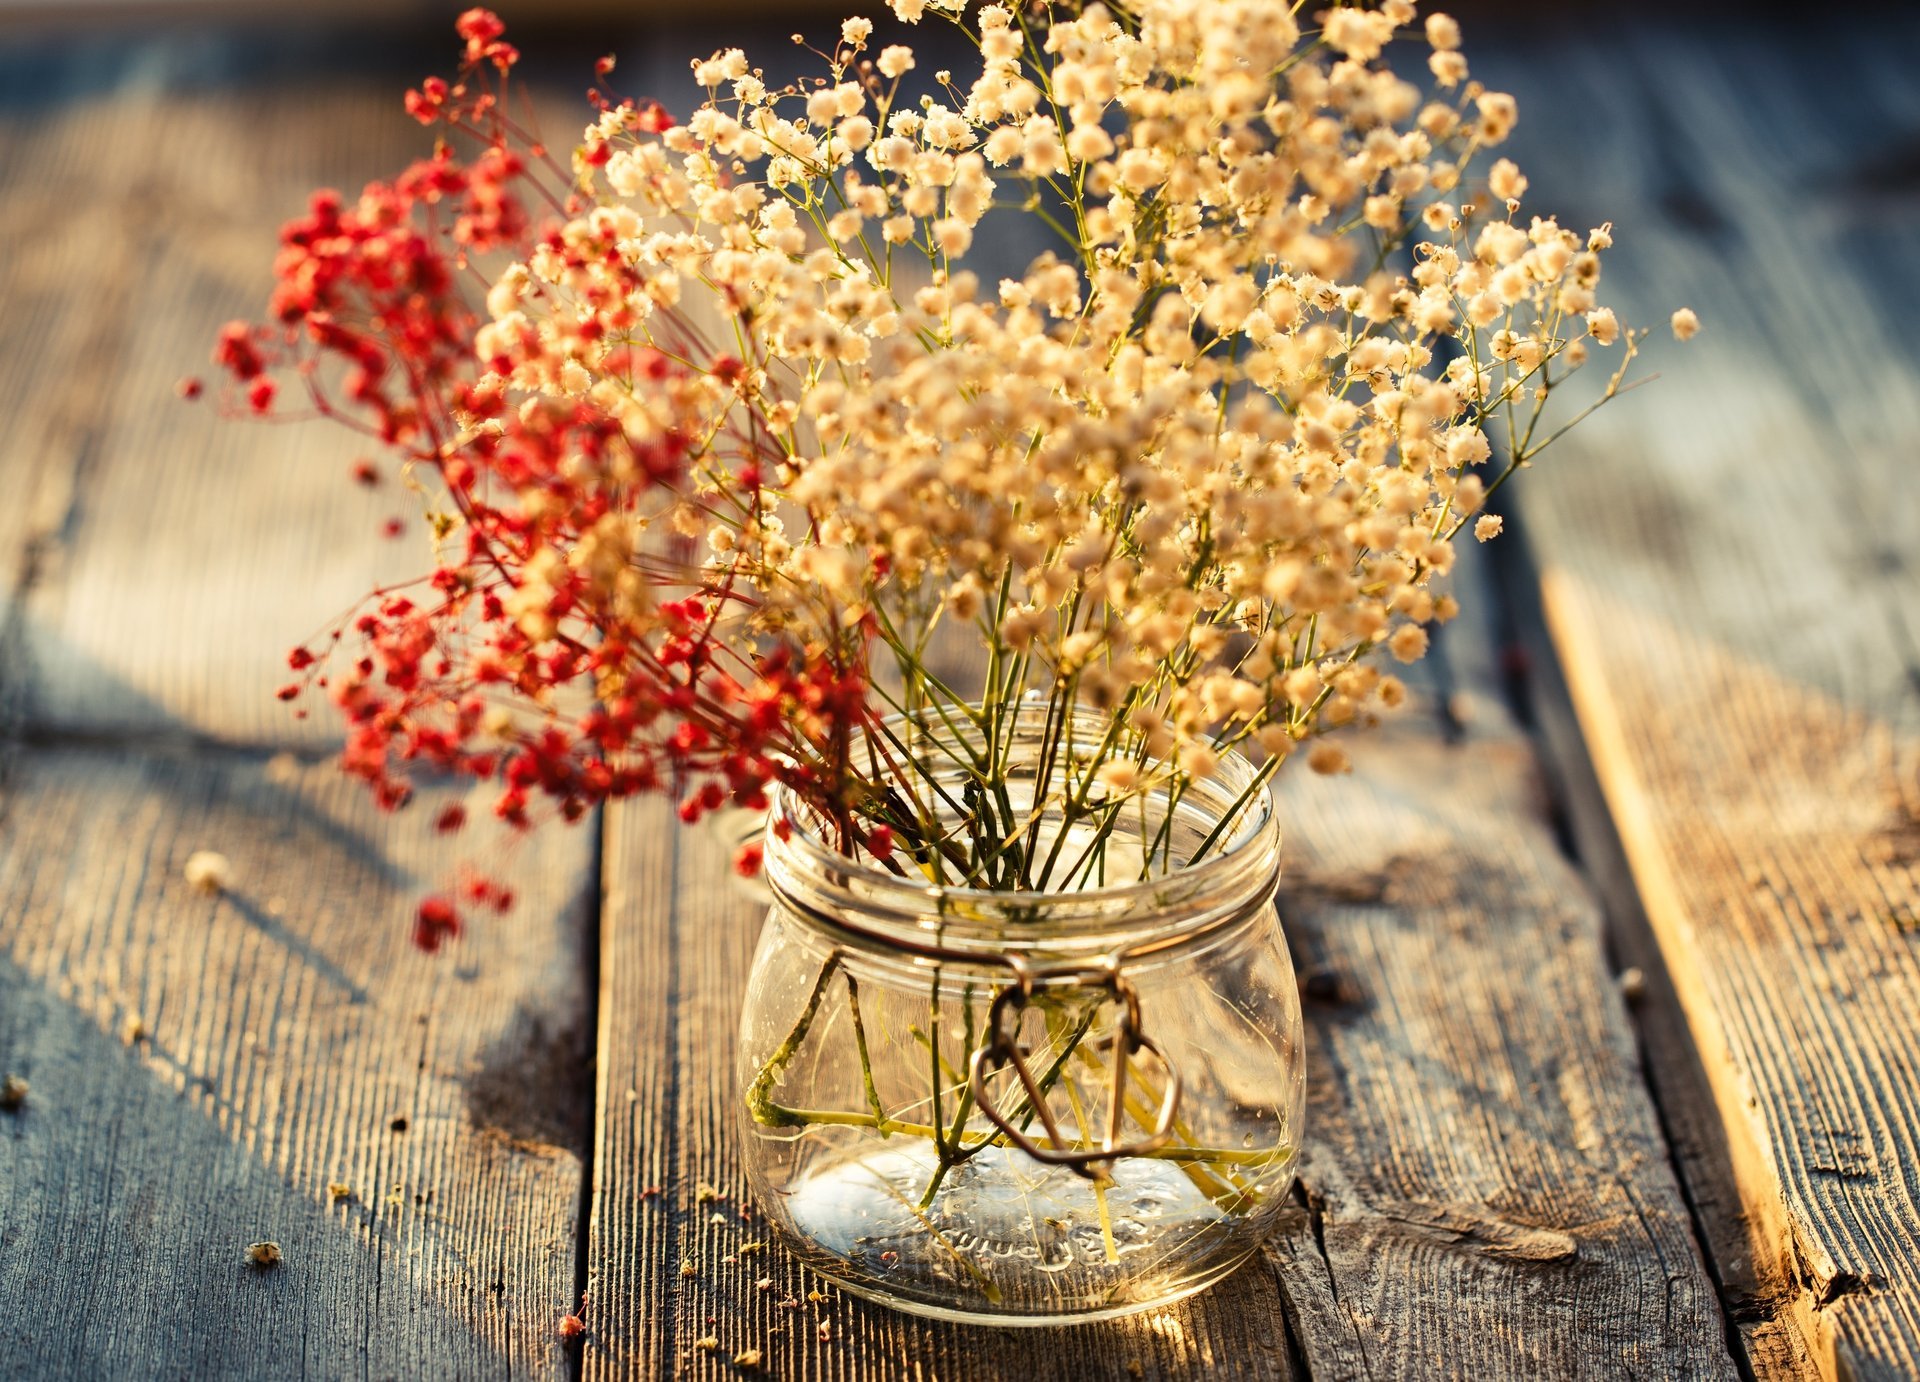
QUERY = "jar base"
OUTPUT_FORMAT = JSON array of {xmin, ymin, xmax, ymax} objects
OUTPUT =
[
  {"xmin": 802, "ymin": 1245, "xmax": 1266, "ymax": 1328},
  {"xmin": 761, "ymin": 1139, "xmax": 1290, "ymax": 1326}
]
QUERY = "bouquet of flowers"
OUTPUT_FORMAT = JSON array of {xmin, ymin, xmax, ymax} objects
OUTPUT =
[
  {"xmin": 207, "ymin": 0, "xmax": 1676, "ymax": 930},
  {"xmin": 204, "ymin": 0, "xmax": 1700, "ymax": 1322}
]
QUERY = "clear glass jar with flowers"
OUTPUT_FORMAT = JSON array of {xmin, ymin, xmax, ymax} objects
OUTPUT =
[{"xmin": 202, "ymin": 0, "xmax": 1682, "ymax": 1323}]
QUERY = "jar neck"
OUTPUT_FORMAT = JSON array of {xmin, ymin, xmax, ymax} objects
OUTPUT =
[{"xmin": 763, "ymin": 709, "xmax": 1282, "ymax": 968}]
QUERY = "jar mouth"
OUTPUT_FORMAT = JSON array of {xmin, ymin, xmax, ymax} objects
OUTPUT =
[{"xmin": 762, "ymin": 704, "xmax": 1282, "ymax": 962}]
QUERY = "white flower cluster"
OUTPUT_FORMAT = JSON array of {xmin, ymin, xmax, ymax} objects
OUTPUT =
[{"xmin": 474, "ymin": 0, "xmax": 1666, "ymax": 858}]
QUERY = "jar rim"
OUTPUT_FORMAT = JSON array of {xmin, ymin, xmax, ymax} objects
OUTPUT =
[{"xmin": 762, "ymin": 706, "xmax": 1282, "ymax": 961}]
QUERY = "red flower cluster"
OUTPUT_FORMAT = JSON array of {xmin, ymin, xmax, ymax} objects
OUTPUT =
[{"xmin": 206, "ymin": 11, "xmax": 872, "ymax": 947}]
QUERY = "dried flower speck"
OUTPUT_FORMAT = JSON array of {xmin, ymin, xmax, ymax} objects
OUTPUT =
[{"xmin": 184, "ymin": 851, "xmax": 233, "ymax": 894}]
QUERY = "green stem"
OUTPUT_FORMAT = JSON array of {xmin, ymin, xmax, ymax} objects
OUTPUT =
[
  {"xmin": 845, "ymin": 972, "xmax": 889, "ymax": 1136},
  {"xmin": 755, "ymin": 1104, "xmax": 1287, "ymax": 1168},
  {"xmin": 745, "ymin": 953, "xmax": 842, "ymax": 1129}
]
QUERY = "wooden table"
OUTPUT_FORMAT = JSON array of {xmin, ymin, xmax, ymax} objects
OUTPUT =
[{"xmin": 2, "ymin": 11, "xmax": 1917, "ymax": 1380}]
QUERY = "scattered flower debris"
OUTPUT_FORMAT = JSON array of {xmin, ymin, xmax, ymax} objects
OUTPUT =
[
  {"xmin": 695, "ymin": 1180, "xmax": 724, "ymax": 1205},
  {"xmin": 818, "ymin": 1321, "xmax": 832, "ymax": 1343},
  {"xmin": 694, "ymin": 1336, "xmax": 720, "ymax": 1352},
  {"xmin": 245, "ymin": 1240, "xmax": 283, "ymax": 1269},
  {"xmin": 0, "ymin": 1075, "xmax": 26, "ymax": 1111},
  {"xmin": 737, "ymin": 1240, "xmax": 767, "ymax": 1257},
  {"xmin": 755, "ymin": 1277, "xmax": 773, "ymax": 1292},
  {"xmin": 680, "ymin": 1257, "xmax": 698, "ymax": 1279},
  {"xmin": 184, "ymin": 851, "xmax": 234, "ymax": 894},
  {"xmin": 327, "ymin": 1182, "xmax": 353, "ymax": 1202},
  {"xmin": 733, "ymin": 1348, "xmax": 763, "ymax": 1368},
  {"xmin": 558, "ymin": 1314, "xmax": 585, "ymax": 1341}
]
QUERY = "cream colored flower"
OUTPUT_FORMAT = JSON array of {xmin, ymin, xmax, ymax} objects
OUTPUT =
[
  {"xmin": 1308, "ymin": 744, "xmax": 1351, "ymax": 776},
  {"xmin": 877, "ymin": 44, "xmax": 915, "ymax": 79}
]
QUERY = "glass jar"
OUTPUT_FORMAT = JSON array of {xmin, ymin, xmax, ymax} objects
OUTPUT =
[{"xmin": 735, "ymin": 708, "xmax": 1304, "ymax": 1325}]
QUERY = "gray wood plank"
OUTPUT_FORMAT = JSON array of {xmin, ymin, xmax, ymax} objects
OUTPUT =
[
  {"xmin": 0, "ymin": 745, "xmax": 594, "ymax": 1378},
  {"xmin": 0, "ymin": 75, "xmax": 431, "ymax": 748},
  {"xmin": 1261, "ymin": 576, "xmax": 1731, "ymax": 1380},
  {"xmin": 0, "ymin": 55, "xmax": 603, "ymax": 1376},
  {"xmin": 1500, "ymin": 526, "xmax": 1823, "ymax": 1380},
  {"xmin": 1484, "ymin": 15, "xmax": 1920, "ymax": 1378}
]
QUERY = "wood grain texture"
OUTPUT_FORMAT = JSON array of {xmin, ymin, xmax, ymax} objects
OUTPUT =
[
  {"xmin": 0, "ymin": 55, "xmax": 603, "ymax": 1378},
  {"xmin": 1259, "ymin": 569, "xmax": 1731, "ymax": 1380},
  {"xmin": 1498, "ymin": 523, "xmax": 1823, "ymax": 1379},
  {"xmin": 1485, "ymin": 15, "xmax": 1920, "ymax": 1378},
  {"xmin": 0, "ymin": 746, "xmax": 595, "ymax": 1378},
  {"xmin": 0, "ymin": 73, "xmax": 437, "ymax": 748}
]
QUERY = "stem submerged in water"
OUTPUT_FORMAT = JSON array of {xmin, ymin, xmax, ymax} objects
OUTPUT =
[{"xmin": 748, "ymin": 956, "xmax": 1286, "ymax": 1213}]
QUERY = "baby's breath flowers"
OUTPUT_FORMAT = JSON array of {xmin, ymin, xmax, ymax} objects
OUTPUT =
[{"xmin": 210, "ymin": 3, "xmax": 1674, "ymax": 936}]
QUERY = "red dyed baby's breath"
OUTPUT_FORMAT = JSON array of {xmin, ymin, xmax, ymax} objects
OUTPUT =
[
  {"xmin": 214, "ymin": 10, "xmax": 878, "ymax": 946},
  {"xmin": 413, "ymin": 895, "xmax": 462, "ymax": 952}
]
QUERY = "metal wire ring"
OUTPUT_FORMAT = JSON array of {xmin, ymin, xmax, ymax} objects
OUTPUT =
[{"xmin": 966, "ymin": 962, "xmax": 1184, "ymax": 1176}]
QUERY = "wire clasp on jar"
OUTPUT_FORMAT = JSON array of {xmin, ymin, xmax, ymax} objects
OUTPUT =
[{"xmin": 966, "ymin": 952, "xmax": 1182, "ymax": 1179}]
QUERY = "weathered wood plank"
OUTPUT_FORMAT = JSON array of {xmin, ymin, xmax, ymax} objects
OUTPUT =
[
  {"xmin": 0, "ymin": 745, "xmax": 595, "ymax": 1377},
  {"xmin": 1260, "ymin": 573, "xmax": 1732, "ymax": 1379},
  {"xmin": 1498, "ymin": 522, "xmax": 1824, "ymax": 1379},
  {"xmin": 0, "ymin": 74, "xmax": 430, "ymax": 748},
  {"xmin": 1485, "ymin": 15, "xmax": 1920, "ymax": 1378}
]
